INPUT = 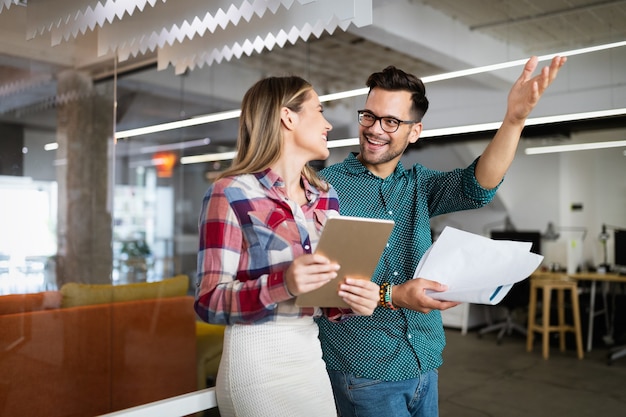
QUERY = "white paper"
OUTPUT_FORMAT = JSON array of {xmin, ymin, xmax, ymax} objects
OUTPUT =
[{"xmin": 413, "ymin": 226, "xmax": 544, "ymax": 305}]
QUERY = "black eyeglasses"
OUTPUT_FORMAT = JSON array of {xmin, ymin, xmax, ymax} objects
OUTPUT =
[{"xmin": 357, "ymin": 110, "xmax": 418, "ymax": 133}]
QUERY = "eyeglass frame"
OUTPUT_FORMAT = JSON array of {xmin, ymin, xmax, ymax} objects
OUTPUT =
[{"xmin": 357, "ymin": 109, "xmax": 419, "ymax": 133}]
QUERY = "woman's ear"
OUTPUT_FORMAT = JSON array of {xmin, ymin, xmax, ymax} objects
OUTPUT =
[{"xmin": 280, "ymin": 106, "xmax": 296, "ymax": 131}]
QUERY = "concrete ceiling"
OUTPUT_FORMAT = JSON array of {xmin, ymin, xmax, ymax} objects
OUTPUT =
[{"xmin": 0, "ymin": 0, "xmax": 625, "ymax": 155}]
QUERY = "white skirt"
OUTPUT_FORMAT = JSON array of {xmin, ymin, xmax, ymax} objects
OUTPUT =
[{"xmin": 216, "ymin": 316, "xmax": 337, "ymax": 417}]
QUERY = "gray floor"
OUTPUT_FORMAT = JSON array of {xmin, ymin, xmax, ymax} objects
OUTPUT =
[{"xmin": 439, "ymin": 328, "xmax": 626, "ymax": 417}]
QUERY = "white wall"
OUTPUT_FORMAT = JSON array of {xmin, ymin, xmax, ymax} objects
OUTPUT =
[{"xmin": 327, "ymin": 126, "xmax": 626, "ymax": 270}]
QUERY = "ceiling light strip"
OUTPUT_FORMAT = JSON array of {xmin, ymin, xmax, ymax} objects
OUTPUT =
[
  {"xmin": 422, "ymin": 40, "xmax": 626, "ymax": 83},
  {"xmin": 320, "ymin": 41, "xmax": 626, "ymax": 99},
  {"xmin": 524, "ymin": 140, "xmax": 626, "ymax": 155},
  {"xmin": 139, "ymin": 138, "xmax": 212, "ymax": 154},
  {"xmin": 116, "ymin": 109, "xmax": 241, "ymax": 139},
  {"xmin": 178, "ymin": 108, "xmax": 626, "ymax": 164},
  {"xmin": 420, "ymin": 122, "xmax": 502, "ymax": 138},
  {"xmin": 178, "ymin": 142, "xmax": 366, "ymax": 164},
  {"xmin": 180, "ymin": 151, "xmax": 237, "ymax": 165},
  {"xmin": 180, "ymin": 136, "xmax": 626, "ymax": 165},
  {"xmin": 326, "ymin": 138, "xmax": 359, "ymax": 149},
  {"xmin": 524, "ymin": 107, "xmax": 626, "ymax": 125},
  {"xmin": 419, "ymin": 108, "xmax": 626, "ymax": 138},
  {"xmin": 117, "ymin": 41, "xmax": 626, "ymax": 139},
  {"xmin": 319, "ymin": 88, "xmax": 369, "ymax": 102},
  {"xmin": 119, "ymin": 106, "xmax": 626, "ymax": 141}
]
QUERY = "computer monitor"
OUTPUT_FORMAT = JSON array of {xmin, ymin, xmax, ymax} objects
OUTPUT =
[
  {"xmin": 490, "ymin": 230, "xmax": 542, "ymax": 255},
  {"xmin": 614, "ymin": 229, "xmax": 626, "ymax": 271}
]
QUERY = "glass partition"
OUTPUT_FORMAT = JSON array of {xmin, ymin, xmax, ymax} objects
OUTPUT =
[
  {"xmin": 0, "ymin": 44, "xmax": 218, "ymax": 417},
  {"xmin": 3, "ymin": 2, "xmax": 624, "ymax": 416}
]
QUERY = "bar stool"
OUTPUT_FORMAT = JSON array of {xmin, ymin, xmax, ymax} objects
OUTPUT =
[{"xmin": 526, "ymin": 273, "xmax": 584, "ymax": 359}]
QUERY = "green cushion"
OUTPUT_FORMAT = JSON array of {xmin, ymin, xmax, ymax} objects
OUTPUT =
[{"xmin": 60, "ymin": 275, "xmax": 189, "ymax": 308}]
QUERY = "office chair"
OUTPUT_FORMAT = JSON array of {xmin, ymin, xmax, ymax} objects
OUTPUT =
[
  {"xmin": 478, "ymin": 280, "xmax": 529, "ymax": 344},
  {"xmin": 479, "ymin": 230, "xmax": 540, "ymax": 344},
  {"xmin": 607, "ymin": 294, "xmax": 626, "ymax": 365},
  {"xmin": 608, "ymin": 344, "xmax": 626, "ymax": 365}
]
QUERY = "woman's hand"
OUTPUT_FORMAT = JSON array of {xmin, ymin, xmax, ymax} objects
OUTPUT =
[
  {"xmin": 338, "ymin": 278, "xmax": 380, "ymax": 316},
  {"xmin": 284, "ymin": 254, "xmax": 340, "ymax": 296}
]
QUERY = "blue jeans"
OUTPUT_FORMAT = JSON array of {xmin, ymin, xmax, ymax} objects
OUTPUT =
[{"xmin": 328, "ymin": 369, "xmax": 439, "ymax": 417}]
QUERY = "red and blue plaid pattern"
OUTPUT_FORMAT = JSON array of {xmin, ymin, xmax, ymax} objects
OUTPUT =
[{"xmin": 194, "ymin": 168, "xmax": 342, "ymax": 325}]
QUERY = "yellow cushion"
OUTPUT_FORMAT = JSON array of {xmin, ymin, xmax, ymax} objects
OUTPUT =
[
  {"xmin": 60, "ymin": 275, "xmax": 189, "ymax": 308},
  {"xmin": 195, "ymin": 321, "xmax": 225, "ymax": 389},
  {"xmin": 196, "ymin": 321, "xmax": 226, "ymax": 338}
]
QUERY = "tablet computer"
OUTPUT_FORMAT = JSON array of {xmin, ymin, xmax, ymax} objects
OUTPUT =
[{"xmin": 295, "ymin": 215, "xmax": 394, "ymax": 308}]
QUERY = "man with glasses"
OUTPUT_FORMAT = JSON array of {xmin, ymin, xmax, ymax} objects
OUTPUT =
[{"xmin": 316, "ymin": 55, "xmax": 566, "ymax": 417}]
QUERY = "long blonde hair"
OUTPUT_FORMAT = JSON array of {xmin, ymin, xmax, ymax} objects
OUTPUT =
[{"xmin": 218, "ymin": 76, "xmax": 328, "ymax": 191}]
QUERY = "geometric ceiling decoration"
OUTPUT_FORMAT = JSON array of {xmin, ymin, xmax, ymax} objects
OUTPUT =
[
  {"xmin": 23, "ymin": 0, "xmax": 372, "ymax": 75},
  {"xmin": 156, "ymin": 0, "xmax": 372, "ymax": 74},
  {"xmin": 0, "ymin": 67, "xmax": 51, "ymax": 98},
  {"xmin": 0, "ymin": 0, "xmax": 17, "ymax": 13},
  {"xmin": 98, "ymin": 0, "xmax": 280, "ymax": 60},
  {"xmin": 27, "ymin": 0, "xmax": 165, "ymax": 41}
]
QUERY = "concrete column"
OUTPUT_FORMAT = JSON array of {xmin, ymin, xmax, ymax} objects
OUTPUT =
[{"xmin": 55, "ymin": 70, "xmax": 113, "ymax": 285}]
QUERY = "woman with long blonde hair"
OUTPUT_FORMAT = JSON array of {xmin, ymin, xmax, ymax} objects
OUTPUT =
[{"xmin": 195, "ymin": 76, "xmax": 379, "ymax": 417}]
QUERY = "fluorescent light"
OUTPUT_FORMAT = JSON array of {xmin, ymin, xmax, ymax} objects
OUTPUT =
[
  {"xmin": 524, "ymin": 108, "xmax": 626, "ymax": 126},
  {"xmin": 420, "ymin": 122, "xmax": 502, "ymax": 138},
  {"xmin": 44, "ymin": 142, "xmax": 58, "ymax": 151},
  {"xmin": 320, "ymin": 88, "xmax": 368, "ymax": 102},
  {"xmin": 320, "ymin": 41, "xmax": 626, "ymax": 100},
  {"xmin": 419, "ymin": 108, "xmax": 626, "ymax": 139},
  {"xmin": 326, "ymin": 138, "xmax": 359, "ymax": 148},
  {"xmin": 180, "ymin": 151, "xmax": 238, "ymax": 165},
  {"xmin": 112, "ymin": 40, "xmax": 626, "ymax": 140},
  {"xmin": 179, "ymin": 107, "xmax": 626, "ymax": 164},
  {"xmin": 179, "ymin": 139, "xmax": 362, "ymax": 164},
  {"xmin": 139, "ymin": 138, "xmax": 211, "ymax": 153},
  {"xmin": 525, "ymin": 140, "xmax": 626, "ymax": 155},
  {"xmin": 42, "ymin": 39, "xmax": 623, "ymax": 160},
  {"xmin": 422, "ymin": 40, "xmax": 626, "ymax": 83},
  {"xmin": 115, "ymin": 110, "xmax": 241, "ymax": 139}
]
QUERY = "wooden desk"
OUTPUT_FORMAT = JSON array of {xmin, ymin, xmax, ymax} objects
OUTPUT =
[{"xmin": 532, "ymin": 271, "xmax": 626, "ymax": 352}]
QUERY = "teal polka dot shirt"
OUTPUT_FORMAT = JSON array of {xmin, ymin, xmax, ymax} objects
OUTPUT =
[{"xmin": 316, "ymin": 152, "xmax": 498, "ymax": 381}]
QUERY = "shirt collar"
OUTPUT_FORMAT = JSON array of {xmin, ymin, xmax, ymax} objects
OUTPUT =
[
  {"xmin": 345, "ymin": 152, "xmax": 406, "ymax": 179},
  {"xmin": 254, "ymin": 168, "xmax": 282, "ymax": 190},
  {"xmin": 254, "ymin": 167, "xmax": 320, "ymax": 202}
]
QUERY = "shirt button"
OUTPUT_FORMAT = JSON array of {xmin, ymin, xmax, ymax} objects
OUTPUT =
[
  {"xmin": 407, "ymin": 334, "xmax": 412, "ymax": 339},
  {"xmin": 393, "ymin": 271, "xmax": 398, "ymax": 276},
  {"xmin": 388, "ymin": 210, "xmax": 393, "ymax": 215},
  {"xmin": 304, "ymin": 245, "xmax": 310, "ymax": 250}
]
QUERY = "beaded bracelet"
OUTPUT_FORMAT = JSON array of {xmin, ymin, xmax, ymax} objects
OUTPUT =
[
  {"xmin": 378, "ymin": 283, "xmax": 387, "ymax": 308},
  {"xmin": 379, "ymin": 282, "xmax": 399, "ymax": 310}
]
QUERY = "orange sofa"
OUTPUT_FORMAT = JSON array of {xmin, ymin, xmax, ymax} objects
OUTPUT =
[{"xmin": 0, "ymin": 275, "xmax": 198, "ymax": 417}]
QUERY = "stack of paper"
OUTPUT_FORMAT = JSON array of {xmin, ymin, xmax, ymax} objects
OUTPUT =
[{"xmin": 414, "ymin": 226, "xmax": 544, "ymax": 305}]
